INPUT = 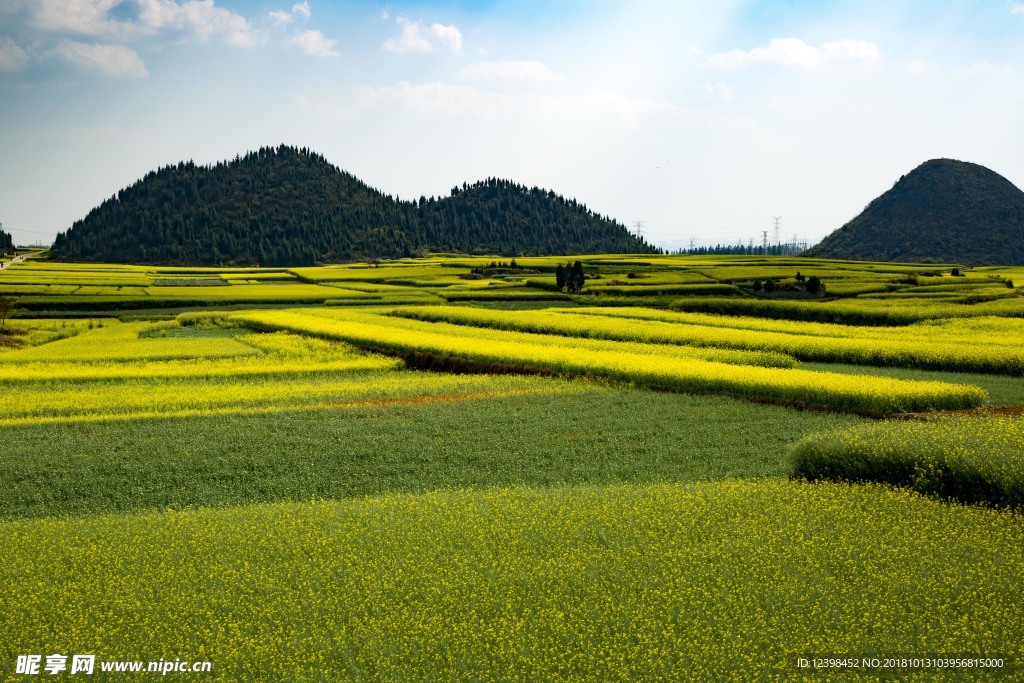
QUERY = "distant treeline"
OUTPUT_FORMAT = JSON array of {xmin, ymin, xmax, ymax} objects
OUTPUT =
[
  {"xmin": 0, "ymin": 229, "xmax": 13, "ymax": 256},
  {"xmin": 51, "ymin": 146, "xmax": 657, "ymax": 266},
  {"xmin": 673, "ymin": 243, "xmax": 807, "ymax": 256}
]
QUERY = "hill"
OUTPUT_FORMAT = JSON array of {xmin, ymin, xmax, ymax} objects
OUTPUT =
[
  {"xmin": 805, "ymin": 158, "xmax": 1024, "ymax": 265},
  {"xmin": 50, "ymin": 146, "xmax": 655, "ymax": 265}
]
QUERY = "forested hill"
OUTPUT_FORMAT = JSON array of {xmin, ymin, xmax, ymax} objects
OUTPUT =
[
  {"xmin": 51, "ymin": 146, "xmax": 655, "ymax": 265},
  {"xmin": 0, "ymin": 228, "xmax": 13, "ymax": 255},
  {"xmin": 805, "ymin": 158, "xmax": 1024, "ymax": 265}
]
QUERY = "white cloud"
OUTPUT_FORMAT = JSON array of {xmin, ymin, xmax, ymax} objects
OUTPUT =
[
  {"xmin": 26, "ymin": 0, "xmax": 265, "ymax": 48},
  {"xmin": 268, "ymin": 10, "xmax": 293, "ymax": 26},
  {"xmin": 1012, "ymin": 3, "xmax": 1024, "ymax": 15},
  {"xmin": 456, "ymin": 60, "xmax": 559, "ymax": 82},
  {"xmin": 26, "ymin": 0, "xmax": 122, "ymax": 37},
  {"xmin": 137, "ymin": 0, "xmax": 266, "ymax": 48},
  {"xmin": 52, "ymin": 39, "xmax": 148, "ymax": 77},
  {"xmin": 289, "ymin": 29, "xmax": 338, "ymax": 58},
  {"xmin": 699, "ymin": 81, "xmax": 735, "ymax": 104},
  {"xmin": 0, "ymin": 37, "xmax": 30, "ymax": 71},
  {"xmin": 383, "ymin": 17, "xmax": 462, "ymax": 54},
  {"xmin": 703, "ymin": 38, "xmax": 881, "ymax": 71},
  {"xmin": 291, "ymin": 2, "xmax": 311, "ymax": 19}
]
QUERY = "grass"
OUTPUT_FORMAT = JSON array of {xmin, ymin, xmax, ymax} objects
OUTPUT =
[
  {"xmin": 0, "ymin": 479, "xmax": 1020, "ymax": 682},
  {"xmin": 0, "ymin": 385, "xmax": 863, "ymax": 519}
]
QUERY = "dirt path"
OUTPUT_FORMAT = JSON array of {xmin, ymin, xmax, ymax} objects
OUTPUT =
[{"xmin": 0, "ymin": 251, "xmax": 39, "ymax": 270}]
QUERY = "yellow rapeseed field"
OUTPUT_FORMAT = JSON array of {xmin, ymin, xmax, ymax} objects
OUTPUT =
[
  {"xmin": 401, "ymin": 305, "xmax": 1024, "ymax": 374},
  {"xmin": 232, "ymin": 309, "xmax": 987, "ymax": 413},
  {"xmin": 0, "ymin": 480, "xmax": 1020, "ymax": 682}
]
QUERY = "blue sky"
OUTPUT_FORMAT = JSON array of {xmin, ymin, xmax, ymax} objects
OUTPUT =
[{"xmin": 1, "ymin": 0, "xmax": 1023, "ymax": 251}]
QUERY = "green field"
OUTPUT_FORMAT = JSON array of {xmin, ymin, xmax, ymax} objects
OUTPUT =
[{"xmin": 1, "ymin": 253, "xmax": 1022, "ymax": 681}]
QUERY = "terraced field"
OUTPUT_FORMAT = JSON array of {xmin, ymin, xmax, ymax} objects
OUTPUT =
[{"xmin": 1, "ymin": 253, "xmax": 1022, "ymax": 681}]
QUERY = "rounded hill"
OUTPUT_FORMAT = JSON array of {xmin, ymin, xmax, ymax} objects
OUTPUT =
[
  {"xmin": 51, "ymin": 145, "xmax": 655, "ymax": 266},
  {"xmin": 805, "ymin": 158, "xmax": 1024, "ymax": 265}
]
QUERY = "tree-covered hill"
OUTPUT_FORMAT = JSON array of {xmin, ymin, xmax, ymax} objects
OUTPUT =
[
  {"xmin": 805, "ymin": 158, "xmax": 1024, "ymax": 265},
  {"xmin": 0, "ymin": 227, "xmax": 13, "ymax": 256},
  {"xmin": 51, "ymin": 146, "xmax": 655, "ymax": 265}
]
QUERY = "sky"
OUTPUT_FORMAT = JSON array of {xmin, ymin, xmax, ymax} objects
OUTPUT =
[{"xmin": 1, "ymin": 1, "xmax": 1023, "ymax": 252}]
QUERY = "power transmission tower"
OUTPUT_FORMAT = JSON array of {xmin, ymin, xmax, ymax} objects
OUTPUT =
[
  {"xmin": 761, "ymin": 230, "xmax": 769, "ymax": 253},
  {"xmin": 772, "ymin": 216, "xmax": 782, "ymax": 247},
  {"xmin": 632, "ymin": 221, "xmax": 645, "ymax": 239}
]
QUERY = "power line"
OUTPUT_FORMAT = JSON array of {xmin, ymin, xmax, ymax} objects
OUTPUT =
[{"xmin": 4, "ymin": 227, "xmax": 57, "ymax": 238}]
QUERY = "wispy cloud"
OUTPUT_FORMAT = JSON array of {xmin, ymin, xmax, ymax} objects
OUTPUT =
[
  {"xmin": 352, "ymin": 81, "xmax": 751, "ymax": 133},
  {"xmin": 703, "ymin": 38, "xmax": 881, "ymax": 71},
  {"xmin": 383, "ymin": 17, "xmax": 462, "ymax": 54},
  {"xmin": 1012, "ymin": 3, "xmax": 1024, "ymax": 15},
  {"xmin": 52, "ymin": 39, "xmax": 148, "ymax": 78},
  {"xmin": 25, "ymin": 0, "xmax": 266, "ymax": 48},
  {"xmin": 456, "ymin": 60, "xmax": 559, "ymax": 82},
  {"xmin": 0, "ymin": 37, "xmax": 30, "ymax": 71},
  {"xmin": 289, "ymin": 29, "xmax": 338, "ymax": 58},
  {"xmin": 291, "ymin": 2, "xmax": 311, "ymax": 19}
]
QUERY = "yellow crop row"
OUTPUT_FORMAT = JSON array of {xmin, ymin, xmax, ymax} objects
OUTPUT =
[
  {"xmin": 305, "ymin": 307, "xmax": 795, "ymax": 369},
  {"xmin": 400, "ymin": 305, "xmax": 1024, "ymax": 375},
  {"xmin": 0, "ymin": 332, "xmax": 402, "ymax": 384},
  {"xmin": 232, "ymin": 309, "xmax": 987, "ymax": 413},
  {"xmin": 0, "ymin": 322, "xmax": 260, "ymax": 362},
  {"xmin": 0, "ymin": 371, "xmax": 569, "ymax": 425},
  {"xmin": 578, "ymin": 306, "xmax": 1024, "ymax": 346}
]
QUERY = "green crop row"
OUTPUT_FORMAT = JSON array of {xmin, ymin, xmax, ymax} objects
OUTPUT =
[
  {"xmin": 791, "ymin": 417, "xmax": 1024, "ymax": 509},
  {"xmin": 583, "ymin": 283, "xmax": 741, "ymax": 296}
]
